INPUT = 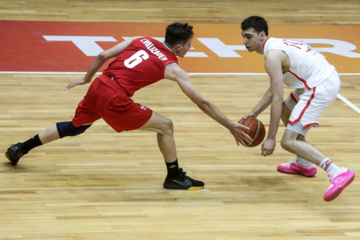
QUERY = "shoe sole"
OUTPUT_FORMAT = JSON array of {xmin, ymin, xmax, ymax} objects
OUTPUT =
[
  {"xmin": 324, "ymin": 171, "xmax": 355, "ymax": 202},
  {"xmin": 187, "ymin": 186, "xmax": 204, "ymax": 191},
  {"xmin": 163, "ymin": 184, "xmax": 204, "ymax": 190},
  {"xmin": 165, "ymin": 187, "xmax": 204, "ymax": 190},
  {"xmin": 277, "ymin": 165, "xmax": 317, "ymax": 177},
  {"xmin": 277, "ymin": 165, "xmax": 297, "ymax": 174}
]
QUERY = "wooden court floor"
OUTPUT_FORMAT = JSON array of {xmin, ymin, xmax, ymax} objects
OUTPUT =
[{"xmin": 0, "ymin": 1, "xmax": 359, "ymax": 239}]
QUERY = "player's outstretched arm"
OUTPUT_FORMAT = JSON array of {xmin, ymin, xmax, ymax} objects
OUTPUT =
[
  {"xmin": 66, "ymin": 36, "xmax": 141, "ymax": 89},
  {"xmin": 164, "ymin": 63, "xmax": 252, "ymax": 146}
]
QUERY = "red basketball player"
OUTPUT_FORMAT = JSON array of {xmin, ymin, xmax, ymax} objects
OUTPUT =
[{"xmin": 5, "ymin": 22, "xmax": 252, "ymax": 190}]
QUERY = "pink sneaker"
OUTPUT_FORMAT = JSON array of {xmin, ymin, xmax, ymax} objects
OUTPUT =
[
  {"xmin": 277, "ymin": 159, "xmax": 317, "ymax": 177},
  {"xmin": 324, "ymin": 167, "xmax": 355, "ymax": 202}
]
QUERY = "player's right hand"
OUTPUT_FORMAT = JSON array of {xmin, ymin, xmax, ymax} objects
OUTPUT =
[{"xmin": 231, "ymin": 123, "xmax": 252, "ymax": 147}]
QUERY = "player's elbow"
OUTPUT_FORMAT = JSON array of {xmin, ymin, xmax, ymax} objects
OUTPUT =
[
  {"xmin": 96, "ymin": 51, "xmax": 110, "ymax": 63},
  {"xmin": 196, "ymin": 99, "xmax": 212, "ymax": 112}
]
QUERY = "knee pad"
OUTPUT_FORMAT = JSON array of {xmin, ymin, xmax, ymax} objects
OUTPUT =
[{"xmin": 56, "ymin": 121, "xmax": 91, "ymax": 138}]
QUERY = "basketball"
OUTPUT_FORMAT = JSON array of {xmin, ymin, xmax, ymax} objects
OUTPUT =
[{"xmin": 240, "ymin": 117, "xmax": 266, "ymax": 147}]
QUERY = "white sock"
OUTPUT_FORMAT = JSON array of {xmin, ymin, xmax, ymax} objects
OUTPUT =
[
  {"xmin": 319, "ymin": 158, "xmax": 341, "ymax": 173},
  {"xmin": 296, "ymin": 156, "xmax": 310, "ymax": 166}
]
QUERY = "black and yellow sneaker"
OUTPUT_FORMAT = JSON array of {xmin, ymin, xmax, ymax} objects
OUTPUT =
[
  {"xmin": 163, "ymin": 168, "xmax": 204, "ymax": 190},
  {"xmin": 5, "ymin": 143, "xmax": 25, "ymax": 166}
]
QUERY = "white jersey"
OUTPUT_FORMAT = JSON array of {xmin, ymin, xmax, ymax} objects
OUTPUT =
[{"xmin": 263, "ymin": 38, "xmax": 335, "ymax": 89}]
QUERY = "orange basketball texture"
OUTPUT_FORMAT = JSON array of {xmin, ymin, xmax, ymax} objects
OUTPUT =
[{"xmin": 241, "ymin": 117, "xmax": 266, "ymax": 147}]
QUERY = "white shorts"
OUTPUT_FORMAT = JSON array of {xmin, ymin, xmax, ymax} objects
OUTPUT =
[{"xmin": 284, "ymin": 70, "xmax": 340, "ymax": 130}]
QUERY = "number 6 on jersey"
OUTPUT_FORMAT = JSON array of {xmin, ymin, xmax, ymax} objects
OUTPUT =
[{"xmin": 124, "ymin": 50, "xmax": 149, "ymax": 68}]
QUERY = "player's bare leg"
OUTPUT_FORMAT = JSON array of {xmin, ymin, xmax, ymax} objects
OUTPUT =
[
  {"xmin": 139, "ymin": 111, "xmax": 204, "ymax": 190},
  {"xmin": 277, "ymin": 102, "xmax": 317, "ymax": 176},
  {"xmin": 38, "ymin": 124, "xmax": 61, "ymax": 144},
  {"xmin": 281, "ymin": 128, "xmax": 355, "ymax": 201},
  {"xmin": 139, "ymin": 111, "xmax": 177, "ymax": 163},
  {"xmin": 6, "ymin": 122, "xmax": 91, "ymax": 166},
  {"xmin": 281, "ymin": 101, "xmax": 291, "ymax": 125},
  {"xmin": 281, "ymin": 129, "xmax": 325, "ymax": 165}
]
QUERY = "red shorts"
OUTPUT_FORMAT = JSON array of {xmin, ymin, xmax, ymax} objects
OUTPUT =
[{"xmin": 72, "ymin": 78, "xmax": 153, "ymax": 132}]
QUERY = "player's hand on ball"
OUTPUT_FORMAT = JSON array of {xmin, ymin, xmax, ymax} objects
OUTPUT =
[
  {"xmin": 231, "ymin": 123, "xmax": 252, "ymax": 147},
  {"xmin": 238, "ymin": 112, "xmax": 257, "ymax": 124},
  {"xmin": 239, "ymin": 117, "xmax": 266, "ymax": 147}
]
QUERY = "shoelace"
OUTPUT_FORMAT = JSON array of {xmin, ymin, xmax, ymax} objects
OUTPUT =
[{"xmin": 177, "ymin": 168, "xmax": 187, "ymax": 180}]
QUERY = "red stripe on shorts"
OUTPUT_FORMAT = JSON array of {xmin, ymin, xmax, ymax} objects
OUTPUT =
[
  {"xmin": 288, "ymin": 70, "xmax": 311, "ymax": 90},
  {"xmin": 288, "ymin": 87, "xmax": 316, "ymax": 128}
]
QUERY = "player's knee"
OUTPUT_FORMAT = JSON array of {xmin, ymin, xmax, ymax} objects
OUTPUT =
[
  {"xmin": 161, "ymin": 118, "xmax": 174, "ymax": 136},
  {"xmin": 281, "ymin": 135, "xmax": 294, "ymax": 152},
  {"xmin": 56, "ymin": 121, "xmax": 91, "ymax": 138}
]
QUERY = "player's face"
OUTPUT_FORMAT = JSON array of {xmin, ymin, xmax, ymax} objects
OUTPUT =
[
  {"xmin": 241, "ymin": 28, "xmax": 263, "ymax": 53},
  {"xmin": 176, "ymin": 38, "xmax": 192, "ymax": 58}
]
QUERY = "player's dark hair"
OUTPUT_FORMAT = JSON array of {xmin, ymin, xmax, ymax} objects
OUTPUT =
[
  {"xmin": 165, "ymin": 22, "xmax": 194, "ymax": 47},
  {"xmin": 241, "ymin": 16, "xmax": 268, "ymax": 36}
]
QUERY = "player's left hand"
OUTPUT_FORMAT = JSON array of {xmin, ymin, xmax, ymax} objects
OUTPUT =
[
  {"xmin": 66, "ymin": 78, "xmax": 90, "ymax": 89},
  {"xmin": 261, "ymin": 138, "xmax": 276, "ymax": 156},
  {"xmin": 237, "ymin": 112, "xmax": 257, "ymax": 124}
]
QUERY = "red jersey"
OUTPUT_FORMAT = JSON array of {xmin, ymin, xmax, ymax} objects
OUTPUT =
[{"xmin": 99, "ymin": 37, "xmax": 178, "ymax": 96}]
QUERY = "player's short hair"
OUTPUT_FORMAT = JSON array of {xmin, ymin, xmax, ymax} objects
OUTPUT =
[
  {"xmin": 165, "ymin": 22, "xmax": 194, "ymax": 47},
  {"xmin": 241, "ymin": 16, "xmax": 268, "ymax": 36}
]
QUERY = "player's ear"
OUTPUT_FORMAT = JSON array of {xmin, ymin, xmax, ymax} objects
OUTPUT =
[
  {"xmin": 176, "ymin": 43, "xmax": 183, "ymax": 51},
  {"xmin": 260, "ymin": 31, "xmax": 266, "ymax": 41}
]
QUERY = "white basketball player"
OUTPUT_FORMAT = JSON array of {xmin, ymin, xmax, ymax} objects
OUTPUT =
[{"xmin": 239, "ymin": 15, "xmax": 355, "ymax": 201}]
